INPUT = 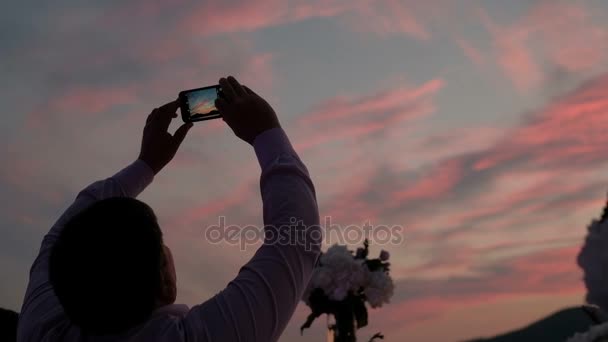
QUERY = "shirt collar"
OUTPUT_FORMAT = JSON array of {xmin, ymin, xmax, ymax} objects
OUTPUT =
[{"xmin": 152, "ymin": 303, "xmax": 190, "ymax": 317}]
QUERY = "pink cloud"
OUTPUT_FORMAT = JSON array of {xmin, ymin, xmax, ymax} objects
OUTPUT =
[
  {"xmin": 524, "ymin": 2, "xmax": 607, "ymax": 73},
  {"xmin": 290, "ymin": 0, "xmax": 352, "ymax": 21},
  {"xmin": 478, "ymin": 7, "xmax": 541, "ymax": 91},
  {"xmin": 179, "ymin": 0, "xmax": 432, "ymax": 41},
  {"xmin": 24, "ymin": 84, "xmax": 139, "ymax": 132},
  {"xmin": 180, "ymin": 1, "xmax": 286, "ymax": 35},
  {"xmin": 344, "ymin": 0, "xmax": 430, "ymax": 40},
  {"xmin": 478, "ymin": 2, "xmax": 608, "ymax": 91},
  {"xmin": 445, "ymin": 170, "xmax": 577, "ymax": 229},
  {"xmin": 0, "ymin": 154, "xmax": 66, "ymax": 206},
  {"xmin": 302, "ymin": 73, "xmax": 608, "ymax": 253},
  {"xmin": 321, "ymin": 168, "xmax": 380, "ymax": 223},
  {"xmin": 300, "ymin": 79, "xmax": 443, "ymax": 124},
  {"xmin": 294, "ymin": 122, "xmax": 386, "ymax": 152},
  {"xmin": 289, "ymin": 79, "xmax": 446, "ymax": 226},
  {"xmin": 409, "ymin": 125, "xmax": 504, "ymax": 163},
  {"xmin": 293, "ymin": 79, "xmax": 443, "ymax": 152},
  {"xmin": 180, "ymin": 0, "xmax": 351, "ymax": 37},
  {"xmin": 375, "ymin": 74, "xmax": 608, "ymax": 309},
  {"xmin": 474, "ymin": 74, "xmax": 608, "ymax": 171},
  {"xmin": 392, "ymin": 159, "xmax": 463, "ymax": 202},
  {"xmin": 456, "ymin": 38, "xmax": 486, "ymax": 66},
  {"xmin": 172, "ymin": 181, "xmax": 254, "ymax": 227},
  {"xmin": 299, "ymin": 74, "xmax": 608, "ymax": 314},
  {"xmin": 291, "ymin": 74, "xmax": 608, "ymax": 251},
  {"xmin": 387, "ymin": 245, "xmax": 582, "ymax": 326},
  {"xmin": 239, "ymin": 52, "xmax": 275, "ymax": 90},
  {"xmin": 49, "ymin": 86, "xmax": 136, "ymax": 116}
]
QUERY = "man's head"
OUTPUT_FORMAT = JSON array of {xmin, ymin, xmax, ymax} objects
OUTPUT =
[
  {"xmin": 577, "ymin": 199, "xmax": 608, "ymax": 311},
  {"xmin": 49, "ymin": 197, "xmax": 176, "ymax": 335}
]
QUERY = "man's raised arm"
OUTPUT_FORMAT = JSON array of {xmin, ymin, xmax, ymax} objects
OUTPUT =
[{"xmin": 183, "ymin": 77, "xmax": 321, "ymax": 342}]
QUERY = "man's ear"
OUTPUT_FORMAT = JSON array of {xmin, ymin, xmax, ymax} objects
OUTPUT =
[
  {"xmin": 156, "ymin": 270, "xmax": 176, "ymax": 307},
  {"xmin": 156, "ymin": 246, "xmax": 177, "ymax": 307}
]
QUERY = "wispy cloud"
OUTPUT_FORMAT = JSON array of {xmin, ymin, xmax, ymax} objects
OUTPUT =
[
  {"xmin": 456, "ymin": 38, "xmax": 486, "ymax": 67},
  {"xmin": 303, "ymin": 72, "xmax": 608, "ymax": 331},
  {"xmin": 478, "ymin": 2, "xmax": 608, "ymax": 91},
  {"xmin": 473, "ymin": 74, "xmax": 608, "ymax": 171},
  {"xmin": 382, "ymin": 245, "xmax": 581, "ymax": 327},
  {"xmin": 294, "ymin": 79, "xmax": 444, "ymax": 151}
]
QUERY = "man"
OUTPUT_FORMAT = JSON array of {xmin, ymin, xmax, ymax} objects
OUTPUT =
[{"xmin": 17, "ymin": 76, "xmax": 321, "ymax": 341}]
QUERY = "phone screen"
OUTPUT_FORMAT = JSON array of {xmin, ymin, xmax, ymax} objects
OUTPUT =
[{"xmin": 185, "ymin": 87, "xmax": 220, "ymax": 118}]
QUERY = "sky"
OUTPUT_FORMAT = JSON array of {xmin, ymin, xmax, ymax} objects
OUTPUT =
[{"xmin": 2, "ymin": 0, "xmax": 608, "ymax": 341}]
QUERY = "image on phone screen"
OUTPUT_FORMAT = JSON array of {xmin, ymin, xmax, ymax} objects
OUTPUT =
[{"xmin": 186, "ymin": 87, "xmax": 220, "ymax": 118}]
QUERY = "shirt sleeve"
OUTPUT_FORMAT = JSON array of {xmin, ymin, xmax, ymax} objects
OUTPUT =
[
  {"xmin": 17, "ymin": 160, "xmax": 155, "ymax": 341},
  {"xmin": 182, "ymin": 128, "xmax": 322, "ymax": 342}
]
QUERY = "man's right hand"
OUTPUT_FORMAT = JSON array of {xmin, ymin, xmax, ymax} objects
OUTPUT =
[
  {"xmin": 138, "ymin": 100, "xmax": 193, "ymax": 174},
  {"xmin": 215, "ymin": 76, "xmax": 280, "ymax": 145}
]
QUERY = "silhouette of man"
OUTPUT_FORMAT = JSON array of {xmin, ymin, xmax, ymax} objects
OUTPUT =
[{"xmin": 17, "ymin": 76, "xmax": 321, "ymax": 341}]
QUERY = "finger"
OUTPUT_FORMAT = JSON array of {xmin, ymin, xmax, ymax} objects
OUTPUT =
[
  {"xmin": 215, "ymin": 97, "xmax": 228, "ymax": 114},
  {"xmin": 227, "ymin": 76, "xmax": 246, "ymax": 97},
  {"xmin": 154, "ymin": 99, "xmax": 179, "ymax": 131},
  {"xmin": 146, "ymin": 108, "xmax": 159, "ymax": 125},
  {"xmin": 215, "ymin": 98, "xmax": 233, "ymax": 125},
  {"xmin": 173, "ymin": 122, "xmax": 193, "ymax": 147},
  {"xmin": 243, "ymin": 85, "xmax": 260, "ymax": 98},
  {"xmin": 219, "ymin": 77, "xmax": 236, "ymax": 102},
  {"xmin": 158, "ymin": 99, "xmax": 180, "ymax": 114}
]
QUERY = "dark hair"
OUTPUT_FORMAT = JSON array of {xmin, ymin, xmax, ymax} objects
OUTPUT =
[
  {"xmin": 0, "ymin": 308, "xmax": 18, "ymax": 342},
  {"xmin": 49, "ymin": 197, "xmax": 164, "ymax": 335}
]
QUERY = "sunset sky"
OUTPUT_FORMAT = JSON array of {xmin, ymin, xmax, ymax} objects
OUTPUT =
[
  {"xmin": 187, "ymin": 87, "xmax": 218, "ymax": 115},
  {"xmin": 3, "ymin": 1, "xmax": 608, "ymax": 341}
]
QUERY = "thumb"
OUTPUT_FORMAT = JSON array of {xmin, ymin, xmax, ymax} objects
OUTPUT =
[{"xmin": 173, "ymin": 122, "xmax": 193, "ymax": 147}]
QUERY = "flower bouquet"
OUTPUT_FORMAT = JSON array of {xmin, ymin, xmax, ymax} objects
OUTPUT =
[{"xmin": 300, "ymin": 239, "xmax": 394, "ymax": 342}]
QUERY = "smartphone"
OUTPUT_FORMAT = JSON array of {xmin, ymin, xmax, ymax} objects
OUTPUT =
[{"xmin": 178, "ymin": 85, "xmax": 224, "ymax": 123}]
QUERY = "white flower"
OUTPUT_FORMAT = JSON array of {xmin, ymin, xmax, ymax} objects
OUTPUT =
[
  {"xmin": 379, "ymin": 250, "xmax": 390, "ymax": 261},
  {"xmin": 302, "ymin": 244, "xmax": 371, "ymax": 302},
  {"xmin": 331, "ymin": 286, "xmax": 348, "ymax": 301},
  {"xmin": 302, "ymin": 244, "xmax": 397, "ymax": 307},
  {"xmin": 566, "ymin": 320, "xmax": 608, "ymax": 342},
  {"xmin": 349, "ymin": 259, "xmax": 370, "ymax": 289},
  {"xmin": 322, "ymin": 246, "xmax": 368, "ymax": 291},
  {"xmin": 364, "ymin": 270, "xmax": 394, "ymax": 308},
  {"xmin": 321, "ymin": 245, "xmax": 353, "ymax": 266},
  {"xmin": 309, "ymin": 267, "xmax": 330, "ymax": 289}
]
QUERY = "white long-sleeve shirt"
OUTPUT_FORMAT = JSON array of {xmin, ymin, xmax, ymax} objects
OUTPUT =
[{"xmin": 17, "ymin": 128, "xmax": 321, "ymax": 342}]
